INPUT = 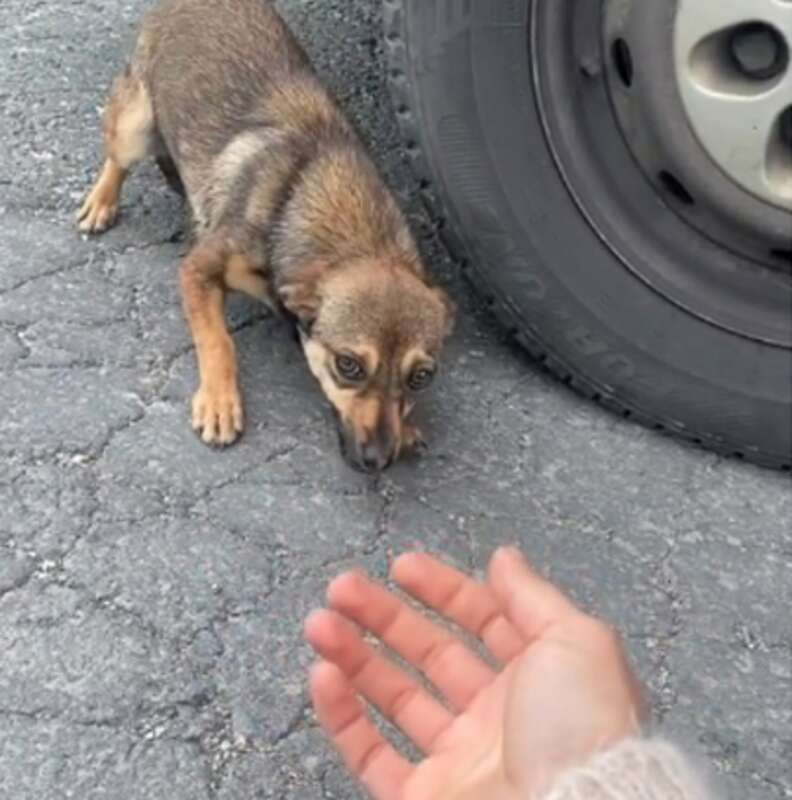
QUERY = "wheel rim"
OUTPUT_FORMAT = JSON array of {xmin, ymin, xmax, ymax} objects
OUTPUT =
[
  {"xmin": 674, "ymin": 1, "xmax": 792, "ymax": 212},
  {"xmin": 530, "ymin": 0, "xmax": 792, "ymax": 347}
]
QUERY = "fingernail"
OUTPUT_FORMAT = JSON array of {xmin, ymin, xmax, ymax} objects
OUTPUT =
[
  {"xmin": 326, "ymin": 570, "xmax": 362, "ymax": 599},
  {"xmin": 391, "ymin": 551, "xmax": 426, "ymax": 582},
  {"xmin": 495, "ymin": 547, "xmax": 532, "ymax": 582},
  {"xmin": 304, "ymin": 608, "xmax": 325, "ymax": 632},
  {"xmin": 497, "ymin": 545, "xmax": 524, "ymax": 562},
  {"xmin": 390, "ymin": 552, "xmax": 410, "ymax": 577}
]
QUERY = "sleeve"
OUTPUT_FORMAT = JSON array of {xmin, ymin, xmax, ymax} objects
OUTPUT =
[{"xmin": 540, "ymin": 738, "xmax": 719, "ymax": 800}]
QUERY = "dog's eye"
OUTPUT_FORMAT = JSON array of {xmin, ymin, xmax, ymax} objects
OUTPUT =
[
  {"xmin": 408, "ymin": 366, "xmax": 436, "ymax": 392},
  {"xmin": 336, "ymin": 355, "xmax": 366, "ymax": 382}
]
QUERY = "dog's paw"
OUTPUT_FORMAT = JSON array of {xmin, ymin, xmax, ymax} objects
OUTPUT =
[
  {"xmin": 77, "ymin": 186, "xmax": 119, "ymax": 234},
  {"xmin": 402, "ymin": 424, "xmax": 427, "ymax": 456},
  {"xmin": 191, "ymin": 384, "xmax": 244, "ymax": 446}
]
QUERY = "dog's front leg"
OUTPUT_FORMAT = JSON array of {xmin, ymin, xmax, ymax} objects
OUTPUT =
[{"xmin": 180, "ymin": 234, "xmax": 244, "ymax": 446}]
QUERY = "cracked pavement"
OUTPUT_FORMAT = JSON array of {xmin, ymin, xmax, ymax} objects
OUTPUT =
[{"xmin": 1, "ymin": 1, "xmax": 791, "ymax": 798}]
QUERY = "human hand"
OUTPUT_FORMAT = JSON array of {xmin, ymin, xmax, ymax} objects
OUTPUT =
[{"xmin": 305, "ymin": 547, "xmax": 645, "ymax": 800}]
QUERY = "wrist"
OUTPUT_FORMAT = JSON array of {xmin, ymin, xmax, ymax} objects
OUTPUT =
[{"xmin": 537, "ymin": 737, "xmax": 715, "ymax": 800}]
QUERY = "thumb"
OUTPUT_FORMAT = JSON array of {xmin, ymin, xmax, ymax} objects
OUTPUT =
[{"xmin": 487, "ymin": 547, "xmax": 579, "ymax": 643}]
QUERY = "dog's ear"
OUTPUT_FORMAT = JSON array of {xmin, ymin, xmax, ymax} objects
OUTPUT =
[
  {"xmin": 277, "ymin": 261, "xmax": 330, "ymax": 328},
  {"xmin": 278, "ymin": 281, "xmax": 320, "ymax": 326},
  {"xmin": 434, "ymin": 286, "xmax": 456, "ymax": 339}
]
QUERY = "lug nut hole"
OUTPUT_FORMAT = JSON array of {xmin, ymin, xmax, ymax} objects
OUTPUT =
[
  {"xmin": 769, "ymin": 248, "xmax": 792, "ymax": 267},
  {"xmin": 658, "ymin": 171, "xmax": 694, "ymax": 205},
  {"xmin": 612, "ymin": 38, "xmax": 634, "ymax": 87}
]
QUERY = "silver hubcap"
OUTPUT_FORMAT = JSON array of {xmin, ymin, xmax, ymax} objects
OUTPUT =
[{"xmin": 675, "ymin": 0, "xmax": 792, "ymax": 211}]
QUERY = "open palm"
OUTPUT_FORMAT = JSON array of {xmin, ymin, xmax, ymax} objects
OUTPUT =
[{"xmin": 305, "ymin": 548, "xmax": 643, "ymax": 800}]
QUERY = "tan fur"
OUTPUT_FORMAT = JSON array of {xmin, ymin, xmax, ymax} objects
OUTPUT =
[
  {"xmin": 77, "ymin": 0, "xmax": 454, "ymax": 468},
  {"xmin": 108, "ymin": 78, "xmax": 156, "ymax": 167},
  {"xmin": 77, "ymin": 160, "xmax": 127, "ymax": 233},
  {"xmin": 304, "ymin": 337, "xmax": 421, "ymax": 461},
  {"xmin": 179, "ymin": 235, "xmax": 244, "ymax": 445},
  {"xmin": 401, "ymin": 346, "xmax": 430, "ymax": 375},
  {"xmin": 78, "ymin": 75, "xmax": 155, "ymax": 232},
  {"xmin": 225, "ymin": 254, "xmax": 272, "ymax": 304}
]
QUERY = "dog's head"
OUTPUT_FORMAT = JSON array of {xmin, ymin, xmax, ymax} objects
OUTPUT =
[{"xmin": 280, "ymin": 259, "xmax": 454, "ymax": 472}]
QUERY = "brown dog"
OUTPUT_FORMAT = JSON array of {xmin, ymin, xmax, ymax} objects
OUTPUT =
[{"xmin": 78, "ymin": 0, "xmax": 454, "ymax": 472}]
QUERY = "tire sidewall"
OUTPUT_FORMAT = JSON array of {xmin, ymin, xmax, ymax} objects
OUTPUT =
[{"xmin": 387, "ymin": 0, "xmax": 792, "ymax": 467}]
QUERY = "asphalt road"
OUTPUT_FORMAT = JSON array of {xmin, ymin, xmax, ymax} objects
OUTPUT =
[{"xmin": 1, "ymin": 1, "xmax": 791, "ymax": 798}]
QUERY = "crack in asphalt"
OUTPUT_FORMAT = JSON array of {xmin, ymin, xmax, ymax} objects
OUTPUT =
[{"xmin": 0, "ymin": 251, "xmax": 101, "ymax": 298}]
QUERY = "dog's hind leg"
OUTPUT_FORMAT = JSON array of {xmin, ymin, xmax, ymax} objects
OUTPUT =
[
  {"xmin": 78, "ymin": 68, "xmax": 156, "ymax": 234},
  {"xmin": 156, "ymin": 154, "xmax": 185, "ymax": 198}
]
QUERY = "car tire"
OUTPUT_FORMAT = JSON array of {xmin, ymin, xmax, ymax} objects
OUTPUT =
[{"xmin": 383, "ymin": 0, "xmax": 792, "ymax": 470}]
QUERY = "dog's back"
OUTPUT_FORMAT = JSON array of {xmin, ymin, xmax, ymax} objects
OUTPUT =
[{"xmin": 134, "ymin": 0, "xmax": 351, "ymax": 212}]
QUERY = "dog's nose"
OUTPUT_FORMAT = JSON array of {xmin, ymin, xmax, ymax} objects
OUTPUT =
[{"xmin": 359, "ymin": 441, "xmax": 392, "ymax": 473}]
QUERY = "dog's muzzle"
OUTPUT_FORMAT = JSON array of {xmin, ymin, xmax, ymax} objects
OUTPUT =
[{"xmin": 336, "ymin": 418, "xmax": 397, "ymax": 474}]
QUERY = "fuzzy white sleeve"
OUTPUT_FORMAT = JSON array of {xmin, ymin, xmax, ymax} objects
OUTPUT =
[{"xmin": 541, "ymin": 739, "xmax": 718, "ymax": 800}]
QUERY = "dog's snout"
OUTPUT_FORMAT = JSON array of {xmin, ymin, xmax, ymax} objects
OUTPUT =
[
  {"xmin": 336, "ymin": 398, "xmax": 404, "ymax": 473},
  {"xmin": 359, "ymin": 439, "xmax": 392, "ymax": 473}
]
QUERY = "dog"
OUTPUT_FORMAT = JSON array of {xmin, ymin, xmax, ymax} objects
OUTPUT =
[{"xmin": 77, "ymin": 0, "xmax": 454, "ymax": 472}]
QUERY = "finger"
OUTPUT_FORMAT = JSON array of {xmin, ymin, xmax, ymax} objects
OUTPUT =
[
  {"xmin": 305, "ymin": 610, "xmax": 454, "ymax": 752},
  {"xmin": 488, "ymin": 547, "xmax": 579, "ymax": 642},
  {"xmin": 310, "ymin": 661, "xmax": 412, "ymax": 800},
  {"xmin": 392, "ymin": 552, "xmax": 525, "ymax": 663},
  {"xmin": 328, "ymin": 571, "xmax": 495, "ymax": 710}
]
